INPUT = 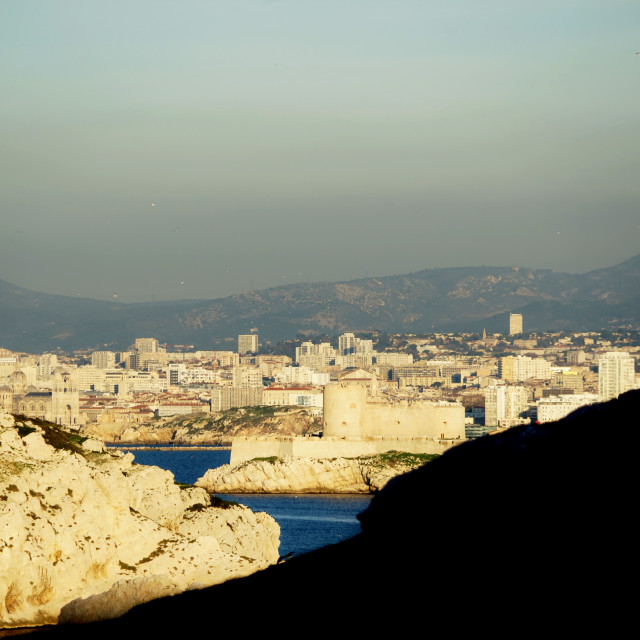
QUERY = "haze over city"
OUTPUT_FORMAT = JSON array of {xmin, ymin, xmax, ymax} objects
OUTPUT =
[{"xmin": 2, "ymin": 0, "xmax": 639, "ymax": 303}]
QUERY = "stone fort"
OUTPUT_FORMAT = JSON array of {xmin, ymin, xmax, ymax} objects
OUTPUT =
[{"xmin": 231, "ymin": 379, "xmax": 465, "ymax": 465}]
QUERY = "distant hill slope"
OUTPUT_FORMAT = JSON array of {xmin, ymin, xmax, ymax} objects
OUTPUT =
[{"xmin": 1, "ymin": 254, "xmax": 639, "ymax": 352}]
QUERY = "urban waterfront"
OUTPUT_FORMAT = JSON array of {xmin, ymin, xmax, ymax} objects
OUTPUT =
[{"xmin": 119, "ymin": 447, "xmax": 373, "ymax": 557}]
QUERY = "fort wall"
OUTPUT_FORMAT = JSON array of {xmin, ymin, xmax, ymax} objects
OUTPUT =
[
  {"xmin": 230, "ymin": 435, "xmax": 458, "ymax": 466},
  {"xmin": 323, "ymin": 382, "xmax": 465, "ymax": 440}
]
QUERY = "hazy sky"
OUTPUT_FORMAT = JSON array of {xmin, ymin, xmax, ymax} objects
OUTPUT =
[{"xmin": 2, "ymin": 0, "xmax": 639, "ymax": 302}]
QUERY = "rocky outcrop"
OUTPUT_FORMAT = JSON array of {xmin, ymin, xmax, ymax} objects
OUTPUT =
[
  {"xmin": 0, "ymin": 413, "xmax": 280, "ymax": 629},
  {"xmin": 83, "ymin": 406, "xmax": 321, "ymax": 445},
  {"xmin": 195, "ymin": 452, "xmax": 437, "ymax": 493}
]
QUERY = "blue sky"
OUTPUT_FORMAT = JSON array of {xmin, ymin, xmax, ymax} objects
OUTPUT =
[{"xmin": 1, "ymin": 1, "xmax": 639, "ymax": 302}]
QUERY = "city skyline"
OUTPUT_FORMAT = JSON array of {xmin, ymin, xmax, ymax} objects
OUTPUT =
[{"xmin": 2, "ymin": 1, "xmax": 640, "ymax": 303}]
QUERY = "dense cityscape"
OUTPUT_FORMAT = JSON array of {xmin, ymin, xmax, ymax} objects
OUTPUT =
[{"xmin": 1, "ymin": 313, "xmax": 638, "ymax": 441}]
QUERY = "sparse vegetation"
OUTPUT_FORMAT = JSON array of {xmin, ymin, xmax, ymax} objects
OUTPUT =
[
  {"xmin": 0, "ymin": 461, "xmax": 35, "ymax": 481},
  {"xmin": 12, "ymin": 415, "xmax": 88, "ymax": 455},
  {"xmin": 210, "ymin": 495, "xmax": 240, "ymax": 509},
  {"xmin": 360, "ymin": 451, "xmax": 440, "ymax": 470},
  {"xmin": 137, "ymin": 538, "xmax": 176, "ymax": 565},
  {"xmin": 119, "ymin": 561, "xmax": 137, "ymax": 572},
  {"xmin": 17, "ymin": 425, "xmax": 37, "ymax": 438},
  {"xmin": 186, "ymin": 495, "xmax": 239, "ymax": 512}
]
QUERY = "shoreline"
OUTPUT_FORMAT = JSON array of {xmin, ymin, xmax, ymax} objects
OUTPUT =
[{"xmin": 106, "ymin": 444, "xmax": 231, "ymax": 451}]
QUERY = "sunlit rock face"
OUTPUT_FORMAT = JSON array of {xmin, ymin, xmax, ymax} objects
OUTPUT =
[
  {"xmin": 0, "ymin": 413, "xmax": 279, "ymax": 628},
  {"xmin": 195, "ymin": 454, "xmax": 428, "ymax": 494}
]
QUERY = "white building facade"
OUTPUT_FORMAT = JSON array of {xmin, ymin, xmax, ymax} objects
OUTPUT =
[
  {"xmin": 536, "ymin": 393, "xmax": 598, "ymax": 423},
  {"xmin": 598, "ymin": 352, "xmax": 636, "ymax": 401}
]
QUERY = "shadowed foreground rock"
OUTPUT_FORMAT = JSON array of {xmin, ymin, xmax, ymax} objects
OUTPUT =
[{"xmin": 13, "ymin": 390, "xmax": 636, "ymax": 637}]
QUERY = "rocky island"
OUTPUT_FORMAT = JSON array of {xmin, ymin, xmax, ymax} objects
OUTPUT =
[
  {"xmin": 195, "ymin": 451, "xmax": 439, "ymax": 493},
  {"xmin": 0, "ymin": 412, "xmax": 280, "ymax": 629}
]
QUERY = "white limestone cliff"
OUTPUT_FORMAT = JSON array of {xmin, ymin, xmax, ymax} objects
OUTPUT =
[
  {"xmin": 196, "ymin": 453, "xmax": 431, "ymax": 494},
  {"xmin": 0, "ymin": 413, "xmax": 280, "ymax": 628}
]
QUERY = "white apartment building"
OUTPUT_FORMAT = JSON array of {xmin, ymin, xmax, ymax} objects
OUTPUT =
[
  {"xmin": 210, "ymin": 386, "xmax": 262, "ymax": 412},
  {"xmin": 182, "ymin": 367, "xmax": 219, "ymax": 385},
  {"xmin": 334, "ymin": 354, "xmax": 374, "ymax": 369},
  {"xmin": 499, "ymin": 356, "xmax": 551, "ymax": 382},
  {"xmin": 91, "ymin": 351, "xmax": 116, "ymax": 370},
  {"xmin": 536, "ymin": 393, "xmax": 598, "ymax": 424},
  {"xmin": 38, "ymin": 353, "xmax": 58, "ymax": 378},
  {"xmin": 232, "ymin": 366, "xmax": 263, "ymax": 387},
  {"xmin": 338, "ymin": 333, "xmax": 357, "ymax": 355},
  {"xmin": 337, "ymin": 333, "xmax": 373, "ymax": 356},
  {"xmin": 509, "ymin": 313, "xmax": 523, "ymax": 335},
  {"xmin": 238, "ymin": 334, "xmax": 259, "ymax": 355},
  {"xmin": 485, "ymin": 383, "xmax": 528, "ymax": 427},
  {"xmin": 168, "ymin": 363, "xmax": 187, "ymax": 386},
  {"xmin": 74, "ymin": 367, "xmax": 167, "ymax": 394},
  {"xmin": 355, "ymin": 339, "xmax": 374, "ymax": 355},
  {"xmin": 375, "ymin": 352, "xmax": 414, "ymax": 366},
  {"xmin": 566, "ymin": 350, "xmax": 586, "ymax": 365},
  {"xmin": 295, "ymin": 342, "xmax": 337, "ymax": 366},
  {"xmin": 275, "ymin": 366, "xmax": 330, "ymax": 386},
  {"xmin": 262, "ymin": 386, "xmax": 323, "ymax": 408},
  {"xmin": 73, "ymin": 366, "xmax": 108, "ymax": 391},
  {"xmin": 218, "ymin": 352, "xmax": 240, "ymax": 367},
  {"xmin": 135, "ymin": 338, "xmax": 159, "ymax": 353},
  {"xmin": 598, "ymin": 352, "xmax": 636, "ymax": 401}
]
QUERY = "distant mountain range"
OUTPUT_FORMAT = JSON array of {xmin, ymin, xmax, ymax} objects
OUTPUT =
[{"xmin": 1, "ymin": 254, "xmax": 639, "ymax": 352}]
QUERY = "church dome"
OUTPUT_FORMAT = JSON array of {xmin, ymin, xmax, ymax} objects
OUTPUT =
[{"xmin": 9, "ymin": 370, "xmax": 28, "ymax": 393}]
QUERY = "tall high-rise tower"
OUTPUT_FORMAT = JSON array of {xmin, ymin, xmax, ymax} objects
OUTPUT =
[
  {"xmin": 238, "ymin": 334, "xmax": 259, "ymax": 355},
  {"xmin": 509, "ymin": 313, "xmax": 523, "ymax": 335},
  {"xmin": 598, "ymin": 352, "xmax": 635, "ymax": 401},
  {"xmin": 338, "ymin": 332, "xmax": 357, "ymax": 355},
  {"xmin": 135, "ymin": 338, "xmax": 159, "ymax": 353}
]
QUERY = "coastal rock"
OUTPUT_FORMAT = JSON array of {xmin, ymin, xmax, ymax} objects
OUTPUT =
[
  {"xmin": 0, "ymin": 413, "xmax": 280, "ymax": 628},
  {"xmin": 195, "ymin": 452, "xmax": 433, "ymax": 494},
  {"xmin": 177, "ymin": 503, "xmax": 280, "ymax": 564},
  {"xmin": 82, "ymin": 407, "xmax": 320, "ymax": 445}
]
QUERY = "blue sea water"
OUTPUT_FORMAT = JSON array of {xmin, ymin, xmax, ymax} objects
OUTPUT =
[
  {"xmin": 122, "ymin": 448, "xmax": 230, "ymax": 485},
  {"xmin": 116, "ymin": 447, "xmax": 372, "ymax": 557}
]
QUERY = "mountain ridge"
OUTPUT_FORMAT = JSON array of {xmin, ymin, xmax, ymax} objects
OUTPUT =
[{"xmin": 1, "ymin": 254, "xmax": 639, "ymax": 352}]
